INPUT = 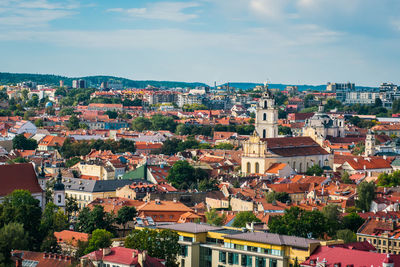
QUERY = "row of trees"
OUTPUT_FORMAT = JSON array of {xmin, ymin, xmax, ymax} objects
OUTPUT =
[
  {"xmin": 60, "ymin": 138, "xmax": 136, "ymax": 158},
  {"xmin": 160, "ymin": 137, "xmax": 234, "ymax": 155},
  {"xmin": 131, "ymin": 115, "xmax": 255, "ymax": 136},
  {"xmin": 268, "ymin": 206, "xmax": 365, "ymax": 242}
]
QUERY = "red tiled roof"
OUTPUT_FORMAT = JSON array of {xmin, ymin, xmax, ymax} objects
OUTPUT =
[
  {"xmin": 301, "ymin": 246, "xmax": 400, "ymax": 266},
  {"xmin": 84, "ymin": 247, "xmax": 164, "ymax": 266},
  {"xmin": 344, "ymin": 158, "xmax": 392, "ymax": 170},
  {"xmin": 0, "ymin": 163, "xmax": 43, "ymax": 197},
  {"xmin": 13, "ymin": 250, "xmax": 74, "ymax": 267},
  {"xmin": 54, "ymin": 230, "xmax": 89, "ymax": 247},
  {"xmin": 262, "ymin": 137, "xmax": 329, "ymax": 156}
]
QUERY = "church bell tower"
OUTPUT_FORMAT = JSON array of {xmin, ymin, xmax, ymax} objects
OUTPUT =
[
  {"xmin": 255, "ymin": 84, "xmax": 278, "ymax": 138},
  {"xmin": 53, "ymin": 169, "xmax": 65, "ymax": 211}
]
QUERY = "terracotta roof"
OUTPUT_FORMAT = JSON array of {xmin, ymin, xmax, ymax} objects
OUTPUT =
[
  {"xmin": 261, "ymin": 137, "xmax": 329, "ymax": 157},
  {"xmin": 344, "ymin": 158, "xmax": 392, "ymax": 170},
  {"xmin": 0, "ymin": 163, "xmax": 43, "ymax": 197},
  {"xmin": 83, "ymin": 247, "xmax": 164, "ymax": 266},
  {"xmin": 268, "ymin": 183, "xmax": 310, "ymax": 194},
  {"xmin": 138, "ymin": 200, "xmax": 193, "ymax": 212},
  {"xmin": 266, "ymin": 163, "xmax": 287, "ymax": 174},
  {"xmin": 54, "ymin": 230, "xmax": 89, "ymax": 247},
  {"xmin": 13, "ymin": 250, "xmax": 74, "ymax": 267},
  {"xmin": 301, "ymin": 246, "xmax": 400, "ymax": 266}
]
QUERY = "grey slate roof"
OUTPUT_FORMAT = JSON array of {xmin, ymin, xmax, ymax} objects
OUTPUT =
[
  {"xmin": 223, "ymin": 232, "xmax": 319, "ymax": 249},
  {"xmin": 63, "ymin": 177, "xmax": 150, "ymax": 193}
]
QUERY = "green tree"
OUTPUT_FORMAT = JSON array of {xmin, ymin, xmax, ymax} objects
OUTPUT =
[
  {"xmin": 76, "ymin": 206, "xmax": 115, "ymax": 234},
  {"xmin": 336, "ymin": 229, "xmax": 357, "ymax": 243},
  {"xmin": 265, "ymin": 191, "xmax": 291, "ymax": 204},
  {"xmin": 342, "ymin": 213, "xmax": 365, "ymax": 233},
  {"xmin": 34, "ymin": 118, "xmax": 44, "ymax": 127},
  {"xmin": 84, "ymin": 229, "xmax": 113, "ymax": 254},
  {"xmin": 356, "ymin": 181, "xmax": 375, "ymax": 212},
  {"xmin": 352, "ymin": 142, "xmax": 365, "ymax": 155},
  {"xmin": 116, "ymin": 206, "xmax": 137, "ymax": 237},
  {"xmin": 232, "ymin": 211, "xmax": 261, "ymax": 228},
  {"xmin": 205, "ymin": 209, "xmax": 226, "ymax": 226},
  {"xmin": 341, "ymin": 171, "xmax": 352, "ymax": 184},
  {"xmin": 59, "ymin": 107, "xmax": 75, "ymax": 116},
  {"xmin": 125, "ymin": 228, "xmax": 180, "ymax": 267},
  {"xmin": 150, "ymin": 114, "xmax": 177, "ymax": 132},
  {"xmin": 131, "ymin": 117, "xmax": 152, "ymax": 132},
  {"xmin": 322, "ymin": 204, "xmax": 341, "ymax": 236},
  {"xmin": 66, "ymin": 157, "xmax": 81, "ymax": 168},
  {"xmin": 40, "ymin": 202, "xmax": 68, "ymax": 236},
  {"xmin": 278, "ymin": 125, "xmax": 292, "ymax": 136},
  {"xmin": 66, "ymin": 115, "xmax": 80, "ymax": 130},
  {"xmin": 0, "ymin": 223, "xmax": 29, "ymax": 266},
  {"xmin": 393, "ymin": 99, "xmax": 400, "ymax": 113},
  {"xmin": 268, "ymin": 207, "xmax": 327, "ymax": 239},
  {"xmin": 377, "ymin": 171, "xmax": 400, "ymax": 187},
  {"xmin": 40, "ymin": 233, "xmax": 61, "ymax": 253},
  {"xmin": 104, "ymin": 110, "xmax": 118, "ymax": 119},
  {"xmin": 166, "ymin": 160, "xmax": 196, "ymax": 189},
  {"xmin": 0, "ymin": 190, "xmax": 42, "ymax": 250},
  {"xmin": 305, "ymin": 164, "xmax": 323, "ymax": 176},
  {"xmin": 12, "ymin": 134, "xmax": 38, "ymax": 150},
  {"xmin": 65, "ymin": 196, "xmax": 79, "ymax": 220},
  {"xmin": 214, "ymin": 143, "xmax": 234, "ymax": 150}
]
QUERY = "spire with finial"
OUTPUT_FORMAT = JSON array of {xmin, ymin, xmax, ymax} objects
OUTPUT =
[{"xmin": 53, "ymin": 168, "xmax": 65, "ymax": 191}]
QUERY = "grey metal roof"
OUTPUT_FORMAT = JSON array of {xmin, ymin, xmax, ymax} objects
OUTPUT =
[
  {"xmin": 223, "ymin": 232, "xmax": 319, "ymax": 249},
  {"xmin": 158, "ymin": 223, "xmax": 223, "ymax": 234},
  {"xmin": 63, "ymin": 177, "xmax": 149, "ymax": 193}
]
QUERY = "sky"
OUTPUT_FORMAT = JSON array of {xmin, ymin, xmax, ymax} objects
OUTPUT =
[{"xmin": 0, "ymin": 0, "xmax": 399, "ymax": 86}]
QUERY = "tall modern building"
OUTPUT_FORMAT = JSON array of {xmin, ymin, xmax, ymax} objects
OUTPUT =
[
  {"xmin": 72, "ymin": 79, "xmax": 86, "ymax": 89},
  {"xmin": 379, "ymin": 83, "xmax": 399, "ymax": 108},
  {"xmin": 326, "ymin": 82, "xmax": 355, "ymax": 102}
]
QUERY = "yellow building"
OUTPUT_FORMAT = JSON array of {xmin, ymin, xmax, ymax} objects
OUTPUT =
[{"xmin": 141, "ymin": 223, "xmax": 321, "ymax": 267}]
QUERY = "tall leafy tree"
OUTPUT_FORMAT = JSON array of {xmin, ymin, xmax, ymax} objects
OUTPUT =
[
  {"xmin": 0, "ymin": 190, "xmax": 42, "ymax": 249},
  {"xmin": 116, "ymin": 206, "xmax": 137, "ymax": 237},
  {"xmin": 131, "ymin": 117, "xmax": 152, "ymax": 132},
  {"xmin": 232, "ymin": 211, "xmax": 261, "ymax": 228},
  {"xmin": 356, "ymin": 181, "xmax": 375, "ymax": 212},
  {"xmin": 12, "ymin": 134, "xmax": 38, "ymax": 150},
  {"xmin": 167, "ymin": 160, "xmax": 196, "ymax": 189},
  {"xmin": 305, "ymin": 164, "xmax": 323, "ymax": 176},
  {"xmin": 125, "ymin": 228, "xmax": 180, "ymax": 267},
  {"xmin": 268, "ymin": 207, "xmax": 327, "ymax": 239},
  {"xmin": 66, "ymin": 115, "xmax": 80, "ymax": 130},
  {"xmin": 40, "ymin": 202, "xmax": 69, "ymax": 236},
  {"xmin": 342, "ymin": 213, "xmax": 365, "ymax": 232},
  {"xmin": 336, "ymin": 229, "xmax": 357, "ymax": 243},
  {"xmin": 0, "ymin": 223, "xmax": 29, "ymax": 266},
  {"xmin": 76, "ymin": 206, "xmax": 115, "ymax": 234},
  {"xmin": 205, "ymin": 209, "xmax": 226, "ymax": 226},
  {"xmin": 84, "ymin": 229, "xmax": 113, "ymax": 254}
]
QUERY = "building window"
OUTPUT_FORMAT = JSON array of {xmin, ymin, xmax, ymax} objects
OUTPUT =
[
  {"xmin": 263, "ymin": 113, "xmax": 267, "ymax": 121},
  {"xmin": 228, "ymin": 253, "xmax": 239, "ymax": 265},
  {"xmin": 219, "ymin": 251, "xmax": 226, "ymax": 264},
  {"xmin": 180, "ymin": 245, "xmax": 188, "ymax": 257},
  {"xmin": 269, "ymin": 259, "xmax": 277, "ymax": 267},
  {"xmin": 255, "ymin": 163, "xmax": 260, "ymax": 173},
  {"xmin": 247, "ymin": 162, "xmax": 251, "ymax": 173},
  {"xmin": 263, "ymin": 129, "xmax": 266, "ymax": 138},
  {"xmin": 241, "ymin": 255, "xmax": 252, "ymax": 267},
  {"xmin": 256, "ymin": 257, "xmax": 266, "ymax": 267}
]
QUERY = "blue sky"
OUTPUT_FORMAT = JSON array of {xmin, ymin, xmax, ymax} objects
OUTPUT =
[{"xmin": 0, "ymin": 0, "xmax": 399, "ymax": 86}]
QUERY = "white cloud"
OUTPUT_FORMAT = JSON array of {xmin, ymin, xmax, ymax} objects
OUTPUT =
[
  {"xmin": 108, "ymin": 2, "xmax": 200, "ymax": 22},
  {"xmin": 0, "ymin": 0, "xmax": 79, "ymax": 28}
]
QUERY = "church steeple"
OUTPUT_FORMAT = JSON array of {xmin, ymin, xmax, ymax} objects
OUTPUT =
[
  {"xmin": 255, "ymin": 84, "xmax": 278, "ymax": 138},
  {"xmin": 53, "ymin": 169, "xmax": 65, "ymax": 210}
]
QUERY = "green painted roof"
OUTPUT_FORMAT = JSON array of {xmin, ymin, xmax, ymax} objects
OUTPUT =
[{"xmin": 122, "ymin": 164, "xmax": 147, "ymax": 180}]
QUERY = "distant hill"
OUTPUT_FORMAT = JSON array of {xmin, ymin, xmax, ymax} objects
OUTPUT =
[{"xmin": 0, "ymin": 72, "xmax": 207, "ymax": 89}]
